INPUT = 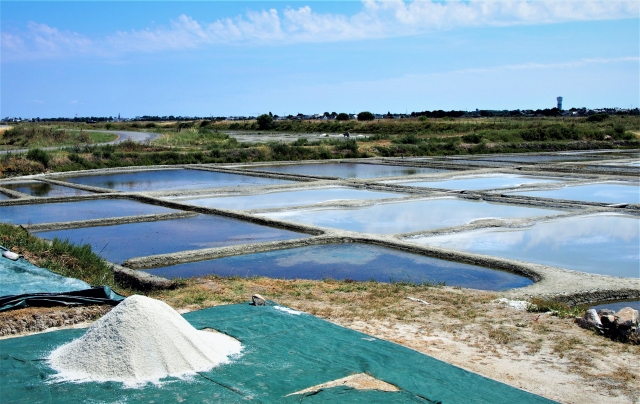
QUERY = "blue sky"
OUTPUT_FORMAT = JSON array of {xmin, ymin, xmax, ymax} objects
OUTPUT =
[{"xmin": 1, "ymin": 1, "xmax": 638, "ymax": 118}]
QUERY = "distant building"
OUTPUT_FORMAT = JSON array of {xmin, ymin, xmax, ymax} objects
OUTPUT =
[{"xmin": 557, "ymin": 96, "xmax": 563, "ymax": 110}]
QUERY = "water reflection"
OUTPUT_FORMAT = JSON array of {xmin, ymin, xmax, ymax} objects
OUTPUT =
[
  {"xmin": 413, "ymin": 214, "xmax": 639, "ymax": 277},
  {"xmin": 261, "ymin": 198, "xmax": 563, "ymax": 234},
  {"xmin": 248, "ymin": 163, "xmax": 450, "ymax": 178},
  {"xmin": 509, "ymin": 183, "xmax": 640, "ymax": 204},
  {"xmin": 35, "ymin": 214, "xmax": 304, "ymax": 263},
  {"xmin": 390, "ymin": 174, "xmax": 562, "ymax": 191},
  {"xmin": 64, "ymin": 169, "xmax": 292, "ymax": 192},
  {"xmin": 0, "ymin": 199, "xmax": 176, "ymax": 225},
  {"xmin": 146, "ymin": 244, "xmax": 532, "ymax": 290},
  {"xmin": 590, "ymin": 300, "xmax": 640, "ymax": 312},
  {"xmin": 171, "ymin": 187, "xmax": 404, "ymax": 210},
  {"xmin": 1, "ymin": 181, "xmax": 92, "ymax": 197}
]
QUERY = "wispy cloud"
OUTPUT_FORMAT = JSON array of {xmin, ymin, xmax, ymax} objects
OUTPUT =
[
  {"xmin": 434, "ymin": 56, "xmax": 640, "ymax": 76},
  {"xmin": 2, "ymin": 0, "xmax": 638, "ymax": 61}
]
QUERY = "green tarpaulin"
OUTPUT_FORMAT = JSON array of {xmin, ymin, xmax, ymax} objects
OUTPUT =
[
  {"xmin": 0, "ymin": 246, "xmax": 124, "ymax": 312},
  {"xmin": 0, "ymin": 302, "xmax": 555, "ymax": 404},
  {"xmin": 1, "ymin": 246, "xmax": 89, "ymax": 297}
]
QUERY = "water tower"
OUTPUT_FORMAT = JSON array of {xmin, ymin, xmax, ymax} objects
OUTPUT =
[{"xmin": 557, "ymin": 96, "xmax": 563, "ymax": 110}]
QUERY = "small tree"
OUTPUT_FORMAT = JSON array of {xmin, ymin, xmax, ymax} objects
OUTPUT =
[
  {"xmin": 357, "ymin": 111, "xmax": 375, "ymax": 121},
  {"xmin": 336, "ymin": 112, "xmax": 350, "ymax": 121},
  {"xmin": 256, "ymin": 114, "xmax": 274, "ymax": 130}
]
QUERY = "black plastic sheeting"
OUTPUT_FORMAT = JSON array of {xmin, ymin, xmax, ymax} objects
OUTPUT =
[{"xmin": 0, "ymin": 286, "xmax": 125, "ymax": 312}]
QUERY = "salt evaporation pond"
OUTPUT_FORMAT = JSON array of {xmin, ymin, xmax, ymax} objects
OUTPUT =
[
  {"xmin": 590, "ymin": 300, "xmax": 640, "ymax": 312},
  {"xmin": 0, "ymin": 193, "xmax": 11, "ymax": 200},
  {"xmin": 388, "ymin": 174, "xmax": 562, "ymax": 191},
  {"xmin": 410, "ymin": 214, "xmax": 639, "ymax": 278},
  {"xmin": 35, "ymin": 214, "xmax": 304, "ymax": 263},
  {"xmin": 0, "ymin": 199, "xmax": 176, "ymax": 225},
  {"xmin": 62, "ymin": 169, "xmax": 293, "ymax": 192},
  {"xmin": 145, "ymin": 244, "xmax": 532, "ymax": 290},
  {"xmin": 470, "ymin": 154, "xmax": 613, "ymax": 163},
  {"xmin": 246, "ymin": 163, "xmax": 450, "ymax": 178},
  {"xmin": 260, "ymin": 198, "xmax": 564, "ymax": 234},
  {"xmin": 507, "ymin": 183, "xmax": 640, "ymax": 204},
  {"xmin": 1, "ymin": 181, "xmax": 93, "ymax": 197},
  {"xmin": 168, "ymin": 187, "xmax": 404, "ymax": 210}
]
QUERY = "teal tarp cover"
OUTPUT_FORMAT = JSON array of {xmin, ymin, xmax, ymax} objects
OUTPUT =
[
  {"xmin": 0, "ymin": 302, "xmax": 556, "ymax": 404},
  {"xmin": 0, "ymin": 247, "xmax": 124, "ymax": 311},
  {"xmin": 0, "ymin": 247, "xmax": 90, "ymax": 296}
]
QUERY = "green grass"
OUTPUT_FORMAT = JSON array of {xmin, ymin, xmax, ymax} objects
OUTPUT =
[
  {"xmin": 527, "ymin": 297, "xmax": 588, "ymax": 318},
  {"xmin": 0, "ymin": 125, "xmax": 118, "ymax": 148}
]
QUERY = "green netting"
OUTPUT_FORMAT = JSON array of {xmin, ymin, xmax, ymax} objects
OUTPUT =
[{"xmin": 0, "ymin": 302, "xmax": 556, "ymax": 404}]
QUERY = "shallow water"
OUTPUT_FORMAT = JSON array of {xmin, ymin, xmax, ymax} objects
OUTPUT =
[
  {"xmin": 412, "ymin": 214, "xmax": 639, "ymax": 278},
  {"xmin": 0, "ymin": 193, "xmax": 11, "ymax": 200},
  {"xmin": 1, "ymin": 181, "xmax": 93, "ymax": 197},
  {"xmin": 590, "ymin": 300, "xmax": 640, "ymax": 313},
  {"xmin": 261, "ymin": 198, "xmax": 563, "ymax": 234},
  {"xmin": 246, "ymin": 163, "xmax": 450, "ymax": 178},
  {"xmin": 388, "ymin": 174, "xmax": 563, "ymax": 191},
  {"xmin": 145, "ymin": 243, "xmax": 532, "ymax": 290},
  {"xmin": 0, "ymin": 199, "xmax": 176, "ymax": 225},
  {"xmin": 508, "ymin": 183, "xmax": 640, "ymax": 204},
  {"xmin": 437, "ymin": 159, "xmax": 516, "ymax": 167},
  {"xmin": 63, "ymin": 169, "xmax": 293, "ymax": 192},
  {"xmin": 35, "ymin": 214, "xmax": 304, "ymax": 263},
  {"xmin": 472, "ymin": 155, "xmax": 609, "ymax": 163},
  {"xmin": 169, "ymin": 187, "xmax": 405, "ymax": 210}
]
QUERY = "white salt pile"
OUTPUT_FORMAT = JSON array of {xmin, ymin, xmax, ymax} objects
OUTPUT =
[{"xmin": 48, "ymin": 295, "xmax": 242, "ymax": 387}]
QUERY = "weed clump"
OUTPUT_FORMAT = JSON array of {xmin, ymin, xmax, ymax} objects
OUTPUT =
[
  {"xmin": 527, "ymin": 297, "xmax": 588, "ymax": 318},
  {"xmin": 26, "ymin": 148, "xmax": 50, "ymax": 168}
]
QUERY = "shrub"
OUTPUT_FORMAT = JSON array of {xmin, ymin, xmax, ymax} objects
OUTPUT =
[
  {"xmin": 256, "ymin": 114, "xmax": 274, "ymax": 130},
  {"xmin": 357, "ymin": 111, "xmax": 375, "ymax": 121},
  {"xmin": 587, "ymin": 113, "xmax": 609, "ymax": 122},
  {"xmin": 336, "ymin": 113, "xmax": 350, "ymax": 121},
  {"xmin": 396, "ymin": 134, "xmax": 421, "ymax": 144},
  {"xmin": 462, "ymin": 133, "xmax": 483, "ymax": 144},
  {"xmin": 25, "ymin": 148, "xmax": 50, "ymax": 167}
]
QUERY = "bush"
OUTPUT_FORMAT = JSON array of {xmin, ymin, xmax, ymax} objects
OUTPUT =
[
  {"xmin": 336, "ymin": 113, "xmax": 350, "ymax": 121},
  {"xmin": 293, "ymin": 138, "xmax": 308, "ymax": 146},
  {"xmin": 25, "ymin": 148, "xmax": 50, "ymax": 167},
  {"xmin": 587, "ymin": 113, "xmax": 609, "ymax": 122},
  {"xmin": 357, "ymin": 111, "xmax": 375, "ymax": 121},
  {"xmin": 396, "ymin": 134, "xmax": 420, "ymax": 144},
  {"xmin": 462, "ymin": 133, "xmax": 483, "ymax": 144},
  {"xmin": 256, "ymin": 114, "xmax": 274, "ymax": 130}
]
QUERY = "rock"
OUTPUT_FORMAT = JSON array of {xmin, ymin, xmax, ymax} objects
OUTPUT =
[
  {"xmin": 615, "ymin": 307, "xmax": 639, "ymax": 328},
  {"xmin": 583, "ymin": 309, "xmax": 602, "ymax": 327},
  {"xmin": 601, "ymin": 314, "xmax": 616, "ymax": 326},
  {"xmin": 597, "ymin": 309, "xmax": 616, "ymax": 317},
  {"xmin": 252, "ymin": 294, "xmax": 266, "ymax": 306}
]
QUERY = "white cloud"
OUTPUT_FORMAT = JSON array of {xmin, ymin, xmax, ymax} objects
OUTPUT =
[{"xmin": 2, "ymin": 0, "xmax": 638, "ymax": 60}]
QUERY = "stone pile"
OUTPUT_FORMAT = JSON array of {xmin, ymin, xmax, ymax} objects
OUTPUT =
[{"xmin": 577, "ymin": 306, "xmax": 639, "ymax": 343}]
